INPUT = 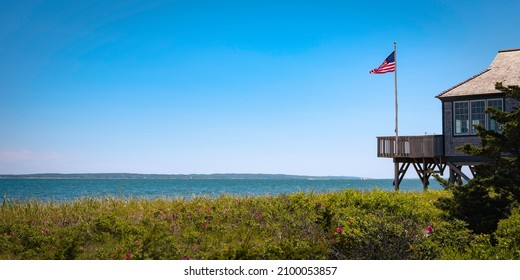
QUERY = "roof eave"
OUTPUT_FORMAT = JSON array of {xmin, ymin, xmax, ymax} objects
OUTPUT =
[{"xmin": 435, "ymin": 69, "xmax": 491, "ymax": 99}]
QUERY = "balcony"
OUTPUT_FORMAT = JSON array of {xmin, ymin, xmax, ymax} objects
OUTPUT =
[{"xmin": 377, "ymin": 135, "xmax": 444, "ymax": 158}]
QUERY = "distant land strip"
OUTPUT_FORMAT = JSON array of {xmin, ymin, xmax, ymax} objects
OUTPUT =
[{"xmin": 0, "ymin": 173, "xmax": 363, "ymax": 180}]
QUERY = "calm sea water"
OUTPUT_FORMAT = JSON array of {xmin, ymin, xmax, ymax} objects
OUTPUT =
[{"xmin": 0, "ymin": 178, "xmax": 444, "ymax": 202}]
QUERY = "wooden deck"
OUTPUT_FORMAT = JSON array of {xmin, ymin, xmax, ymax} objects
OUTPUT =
[
  {"xmin": 377, "ymin": 135, "xmax": 446, "ymax": 191},
  {"xmin": 377, "ymin": 135, "xmax": 444, "ymax": 158},
  {"xmin": 377, "ymin": 135, "xmax": 484, "ymax": 190}
]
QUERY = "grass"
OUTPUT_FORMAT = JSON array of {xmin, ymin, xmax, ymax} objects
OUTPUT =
[{"xmin": 1, "ymin": 189, "xmax": 519, "ymax": 259}]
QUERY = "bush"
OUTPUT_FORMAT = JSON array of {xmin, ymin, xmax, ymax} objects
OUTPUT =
[
  {"xmin": 1, "ymin": 190, "xmax": 518, "ymax": 260},
  {"xmin": 321, "ymin": 190, "xmax": 444, "ymax": 259},
  {"xmin": 493, "ymin": 207, "xmax": 520, "ymax": 259},
  {"xmin": 435, "ymin": 178, "xmax": 513, "ymax": 234}
]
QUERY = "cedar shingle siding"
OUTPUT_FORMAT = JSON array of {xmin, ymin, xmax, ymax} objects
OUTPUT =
[{"xmin": 437, "ymin": 49, "xmax": 520, "ymax": 158}]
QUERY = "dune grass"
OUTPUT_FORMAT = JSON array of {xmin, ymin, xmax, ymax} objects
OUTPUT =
[{"xmin": 1, "ymin": 189, "xmax": 519, "ymax": 259}]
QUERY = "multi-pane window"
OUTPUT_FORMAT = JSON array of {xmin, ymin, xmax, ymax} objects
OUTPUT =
[
  {"xmin": 487, "ymin": 99, "xmax": 504, "ymax": 132},
  {"xmin": 454, "ymin": 101, "xmax": 469, "ymax": 135},
  {"xmin": 470, "ymin": 100, "xmax": 486, "ymax": 134},
  {"xmin": 453, "ymin": 99, "xmax": 504, "ymax": 135}
]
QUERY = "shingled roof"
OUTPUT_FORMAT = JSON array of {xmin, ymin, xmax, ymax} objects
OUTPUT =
[{"xmin": 436, "ymin": 48, "xmax": 520, "ymax": 99}]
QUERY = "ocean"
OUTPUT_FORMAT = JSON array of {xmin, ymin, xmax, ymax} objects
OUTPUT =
[{"xmin": 0, "ymin": 178, "xmax": 444, "ymax": 202}]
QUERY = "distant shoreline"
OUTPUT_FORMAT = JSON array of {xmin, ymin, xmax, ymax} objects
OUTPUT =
[{"xmin": 0, "ymin": 173, "xmax": 364, "ymax": 180}]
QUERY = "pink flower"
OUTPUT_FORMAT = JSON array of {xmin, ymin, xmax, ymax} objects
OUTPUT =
[
  {"xmin": 316, "ymin": 202, "xmax": 323, "ymax": 208},
  {"xmin": 336, "ymin": 226, "xmax": 343, "ymax": 234},
  {"xmin": 183, "ymin": 255, "xmax": 190, "ymax": 260},
  {"xmin": 40, "ymin": 228, "xmax": 50, "ymax": 234},
  {"xmin": 125, "ymin": 252, "xmax": 132, "ymax": 260},
  {"xmin": 423, "ymin": 225, "xmax": 433, "ymax": 237},
  {"xmin": 134, "ymin": 239, "xmax": 140, "ymax": 244},
  {"xmin": 203, "ymin": 222, "xmax": 209, "ymax": 228}
]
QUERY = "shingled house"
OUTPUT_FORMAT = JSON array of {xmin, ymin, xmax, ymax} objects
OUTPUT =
[{"xmin": 377, "ymin": 48, "xmax": 520, "ymax": 190}]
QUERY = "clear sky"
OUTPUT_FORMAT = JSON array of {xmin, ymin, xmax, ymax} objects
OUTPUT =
[{"xmin": 1, "ymin": 0, "xmax": 519, "ymax": 178}]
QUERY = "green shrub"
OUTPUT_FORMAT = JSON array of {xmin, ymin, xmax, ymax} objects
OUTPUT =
[
  {"xmin": 411, "ymin": 219, "xmax": 493, "ymax": 259},
  {"xmin": 321, "ymin": 190, "xmax": 444, "ymax": 260},
  {"xmin": 1, "ymin": 190, "xmax": 518, "ymax": 260},
  {"xmin": 493, "ymin": 207, "xmax": 520, "ymax": 259}
]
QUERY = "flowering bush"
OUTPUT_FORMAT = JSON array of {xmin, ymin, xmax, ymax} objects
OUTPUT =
[{"xmin": 1, "ymin": 190, "xmax": 519, "ymax": 259}]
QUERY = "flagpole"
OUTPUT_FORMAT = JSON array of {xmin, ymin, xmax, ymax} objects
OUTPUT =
[
  {"xmin": 394, "ymin": 42, "xmax": 399, "ymax": 191},
  {"xmin": 394, "ymin": 41, "xmax": 398, "ymax": 152}
]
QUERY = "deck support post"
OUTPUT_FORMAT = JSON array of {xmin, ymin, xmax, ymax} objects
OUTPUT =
[
  {"xmin": 422, "ymin": 158, "xmax": 428, "ymax": 191},
  {"xmin": 422, "ymin": 158, "xmax": 429, "ymax": 191},
  {"xmin": 393, "ymin": 157, "xmax": 447, "ymax": 191},
  {"xmin": 393, "ymin": 160, "xmax": 410, "ymax": 191},
  {"xmin": 447, "ymin": 161, "xmax": 471, "ymax": 185},
  {"xmin": 411, "ymin": 159, "xmax": 432, "ymax": 191},
  {"xmin": 394, "ymin": 161, "xmax": 399, "ymax": 191}
]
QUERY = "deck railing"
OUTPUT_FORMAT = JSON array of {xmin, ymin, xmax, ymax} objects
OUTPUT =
[{"xmin": 377, "ymin": 135, "xmax": 444, "ymax": 158}]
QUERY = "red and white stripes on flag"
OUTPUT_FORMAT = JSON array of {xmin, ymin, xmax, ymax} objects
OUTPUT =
[{"xmin": 369, "ymin": 51, "xmax": 396, "ymax": 74}]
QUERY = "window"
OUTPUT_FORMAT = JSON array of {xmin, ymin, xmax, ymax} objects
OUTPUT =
[
  {"xmin": 453, "ymin": 98, "xmax": 504, "ymax": 135},
  {"xmin": 454, "ymin": 101, "xmax": 469, "ymax": 135},
  {"xmin": 487, "ymin": 99, "xmax": 503, "ymax": 132},
  {"xmin": 470, "ymin": 100, "xmax": 486, "ymax": 134}
]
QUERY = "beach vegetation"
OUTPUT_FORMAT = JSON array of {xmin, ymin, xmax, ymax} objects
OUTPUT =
[{"xmin": 1, "ymin": 189, "xmax": 519, "ymax": 259}]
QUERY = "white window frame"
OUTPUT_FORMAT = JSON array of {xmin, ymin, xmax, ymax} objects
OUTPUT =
[
  {"xmin": 486, "ymin": 98, "xmax": 504, "ymax": 132},
  {"xmin": 470, "ymin": 99, "xmax": 486, "ymax": 135},
  {"xmin": 453, "ymin": 98, "xmax": 505, "ymax": 136},
  {"xmin": 454, "ymin": 101, "xmax": 469, "ymax": 135}
]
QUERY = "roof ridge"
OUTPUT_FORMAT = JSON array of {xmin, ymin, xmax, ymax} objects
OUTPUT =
[
  {"xmin": 498, "ymin": 48, "xmax": 520, "ymax": 53},
  {"xmin": 436, "ymin": 68, "xmax": 491, "ymax": 98}
]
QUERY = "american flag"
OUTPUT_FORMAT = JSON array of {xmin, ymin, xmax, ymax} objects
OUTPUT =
[{"xmin": 369, "ymin": 51, "xmax": 396, "ymax": 74}]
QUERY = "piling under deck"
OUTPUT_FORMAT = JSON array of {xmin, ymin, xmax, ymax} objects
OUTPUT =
[{"xmin": 377, "ymin": 135, "xmax": 479, "ymax": 190}]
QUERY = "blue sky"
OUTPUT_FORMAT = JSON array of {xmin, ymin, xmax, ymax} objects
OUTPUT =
[{"xmin": 1, "ymin": 0, "xmax": 519, "ymax": 178}]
